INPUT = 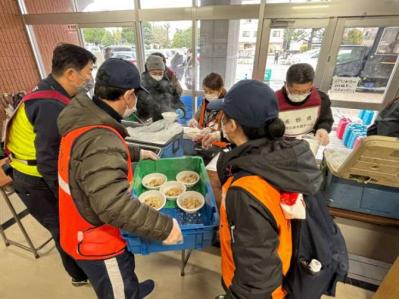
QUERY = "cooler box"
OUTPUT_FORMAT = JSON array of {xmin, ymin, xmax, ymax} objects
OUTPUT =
[
  {"xmin": 122, "ymin": 156, "xmax": 219, "ymax": 254},
  {"xmin": 322, "ymin": 136, "xmax": 399, "ymax": 219},
  {"xmin": 125, "ymin": 120, "xmax": 184, "ymax": 158}
]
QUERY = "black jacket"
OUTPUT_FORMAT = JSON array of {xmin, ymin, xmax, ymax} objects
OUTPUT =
[
  {"xmin": 24, "ymin": 75, "xmax": 71, "ymax": 196},
  {"xmin": 217, "ymin": 137, "xmax": 323, "ymax": 299},
  {"xmin": 281, "ymin": 87, "xmax": 334, "ymax": 133},
  {"xmin": 367, "ymin": 97, "xmax": 399, "ymax": 137},
  {"xmin": 136, "ymin": 72, "xmax": 185, "ymax": 121}
]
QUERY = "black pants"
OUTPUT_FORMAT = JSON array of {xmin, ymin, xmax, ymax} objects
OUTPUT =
[
  {"xmin": 76, "ymin": 250, "xmax": 140, "ymax": 299},
  {"xmin": 12, "ymin": 169, "xmax": 87, "ymax": 281}
]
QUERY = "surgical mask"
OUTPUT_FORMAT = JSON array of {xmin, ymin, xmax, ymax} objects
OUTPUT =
[
  {"xmin": 286, "ymin": 88, "xmax": 310, "ymax": 103},
  {"xmin": 151, "ymin": 74, "xmax": 163, "ymax": 81},
  {"xmin": 123, "ymin": 98, "xmax": 137, "ymax": 118},
  {"xmin": 204, "ymin": 93, "xmax": 219, "ymax": 101}
]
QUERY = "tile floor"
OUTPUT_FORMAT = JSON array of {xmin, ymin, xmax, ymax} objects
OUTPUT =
[{"xmin": 0, "ymin": 214, "xmax": 376, "ymax": 299}]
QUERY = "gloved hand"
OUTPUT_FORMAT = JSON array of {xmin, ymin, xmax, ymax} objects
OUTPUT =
[
  {"xmin": 140, "ymin": 149, "xmax": 160, "ymax": 161},
  {"xmin": 163, "ymin": 218, "xmax": 183, "ymax": 245},
  {"xmin": 315, "ymin": 128, "xmax": 330, "ymax": 146},
  {"xmin": 188, "ymin": 118, "xmax": 199, "ymax": 128},
  {"xmin": 202, "ymin": 131, "xmax": 221, "ymax": 149}
]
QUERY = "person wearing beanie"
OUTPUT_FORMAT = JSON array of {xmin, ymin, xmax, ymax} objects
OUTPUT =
[
  {"xmin": 136, "ymin": 54, "xmax": 185, "ymax": 122},
  {"xmin": 275, "ymin": 63, "xmax": 333, "ymax": 145},
  {"xmin": 149, "ymin": 52, "xmax": 183, "ymax": 96},
  {"xmin": 215, "ymin": 80, "xmax": 323, "ymax": 299}
]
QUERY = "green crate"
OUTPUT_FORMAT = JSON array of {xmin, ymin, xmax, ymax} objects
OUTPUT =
[{"xmin": 133, "ymin": 156, "xmax": 209, "ymax": 208}]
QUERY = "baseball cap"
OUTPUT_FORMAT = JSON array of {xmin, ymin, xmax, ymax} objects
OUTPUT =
[
  {"xmin": 95, "ymin": 58, "xmax": 147, "ymax": 92},
  {"xmin": 221, "ymin": 80, "xmax": 278, "ymax": 128}
]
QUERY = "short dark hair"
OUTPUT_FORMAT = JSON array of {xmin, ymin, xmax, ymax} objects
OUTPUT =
[
  {"xmin": 94, "ymin": 84, "xmax": 129, "ymax": 101},
  {"xmin": 224, "ymin": 112, "xmax": 285, "ymax": 140},
  {"xmin": 52, "ymin": 43, "xmax": 96, "ymax": 76},
  {"xmin": 203, "ymin": 73, "xmax": 224, "ymax": 91},
  {"xmin": 286, "ymin": 63, "xmax": 314, "ymax": 85}
]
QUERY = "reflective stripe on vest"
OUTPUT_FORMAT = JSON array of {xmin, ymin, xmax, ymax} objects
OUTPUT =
[
  {"xmin": 276, "ymin": 88, "xmax": 321, "ymax": 137},
  {"xmin": 220, "ymin": 176, "xmax": 292, "ymax": 299},
  {"xmin": 58, "ymin": 125, "xmax": 132, "ymax": 261},
  {"xmin": 4, "ymin": 90, "xmax": 71, "ymax": 177}
]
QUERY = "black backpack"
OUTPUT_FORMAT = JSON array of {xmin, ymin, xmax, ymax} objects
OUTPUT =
[
  {"xmin": 367, "ymin": 97, "xmax": 399, "ymax": 137},
  {"xmin": 283, "ymin": 192, "xmax": 349, "ymax": 299}
]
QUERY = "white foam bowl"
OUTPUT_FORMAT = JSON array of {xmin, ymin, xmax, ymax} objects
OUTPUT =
[
  {"xmin": 176, "ymin": 170, "xmax": 200, "ymax": 188},
  {"xmin": 142, "ymin": 173, "xmax": 167, "ymax": 190},
  {"xmin": 177, "ymin": 191, "xmax": 205, "ymax": 214},
  {"xmin": 138, "ymin": 190, "xmax": 166, "ymax": 211},
  {"xmin": 159, "ymin": 181, "xmax": 186, "ymax": 201},
  {"xmin": 162, "ymin": 112, "xmax": 178, "ymax": 123}
]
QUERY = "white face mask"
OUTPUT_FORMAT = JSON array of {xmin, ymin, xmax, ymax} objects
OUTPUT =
[
  {"xmin": 204, "ymin": 93, "xmax": 219, "ymax": 101},
  {"xmin": 286, "ymin": 89, "xmax": 310, "ymax": 103},
  {"xmin": 151, "ymin": 74, "xmax": 163, "ymax": 81},
  {"xmin": 123, "ymin": 97, "xmax": 137, "ymax": 118},
  {"xmin": 221, "ymin": 119, "xmax": 234, "ymax": 143}
]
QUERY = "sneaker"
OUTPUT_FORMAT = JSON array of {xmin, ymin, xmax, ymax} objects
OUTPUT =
[
  {"xmin": 139, "ymin": 279, "xmax": 155, "ymax": 298},
  {"xmin": 71, "ymin": 278, "xmax": 89, "ymax": 287}
]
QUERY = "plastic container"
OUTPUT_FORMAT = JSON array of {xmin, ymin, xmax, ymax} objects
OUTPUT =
[
  {"xmin": 363, "ymin": 110, "xmax": 375, "ymax": 126},
  {"xmin": 337, "ymin": 118, "xmax": 351, "ymax": 140},
  {"xmin": 122, "ymin": 157, "xmax": 219, "ymax": 255}
]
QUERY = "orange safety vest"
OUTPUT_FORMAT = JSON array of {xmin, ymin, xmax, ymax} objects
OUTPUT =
[
  {"xmin": 198, "ymin": 101, "xmax": 223, "ymax": 130},
  {"xmin": 220, "ymin": 175, "xmax": 292, "ymax": 299},
  {"xmin": 58, "ymin": 125, "xmax": 132, "ymax": 260}
]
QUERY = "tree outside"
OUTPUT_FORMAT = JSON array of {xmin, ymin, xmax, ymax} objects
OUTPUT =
[{"xmin": 344, "ymin": 29, "xmax": 364, "ymax": 45}]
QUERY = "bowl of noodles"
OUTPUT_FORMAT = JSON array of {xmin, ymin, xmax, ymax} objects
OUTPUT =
[
  {"xmin": 177, "ymin": 191, "xmax": 205, "ymax": 214},
  {"xmin": 159, "ymin": 181, "xmax": 186, "ymax": 200},
  {"xmin": 138, "ymin": 190, "xmax": 166, "ymax": 211},
  {"xmin": 142, "ymin": 173, "xmax": 167, "ymax": 190}
]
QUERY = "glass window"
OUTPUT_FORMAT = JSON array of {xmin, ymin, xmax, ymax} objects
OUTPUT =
[
  {"xmin": 81, "ymin": 26, "xmax": 136, "ymax": 78},
  {"xmin": 197, "ymin": 0, "xmax": 260, "ymax": 5},
  {"xmin": 140, "ymin": 0, "xmax": 192, "ymax": 9},
  {"xmin": 75, "ymin": 0, "xmax": 134, "ymax": 12},
  {"xmin": 328, "ymin": 26, "xmax": 399, "ymax": 104},
  {"xmin": 242, "ymin": 31, "xmax": 250, "ymax": 37},
  {"xmin": 142, "ymin": 21, "xmax": 192, "ymax": 89},
  {"xmin": 196, "ymin": 19, "xmax": 258, "ymax": 90},
  {"xmin": 266, "ymin": 0, "xmax": 329, "ymax": 3},
  {"xmin": 23, "ymin": 0, "xmax": 74, "ymax": 14},
  {"xmin": 265, "ymin": 27, "xmax": 326, "ymax": 90},
  {"xmin": 32, "ymin": 24, "xmax": 81, "ymax": 75}
]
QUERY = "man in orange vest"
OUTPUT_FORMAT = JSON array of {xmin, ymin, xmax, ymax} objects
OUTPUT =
[
  {"xmin": 215, "ymin": 80, "xmax": 322, "ymax": 299},
  {"xmin": 57, "ymin": 58, "xmax": 183, "ymax": 299}
]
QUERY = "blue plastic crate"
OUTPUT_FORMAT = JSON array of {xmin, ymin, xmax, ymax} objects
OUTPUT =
[
  {"xmin": 322, "ymin": 170, "xmax": 399, "ymax": 219},
  {"xmin": 160, "ymin": 133, "xmax": 184, "ymax": 158},
  {"xmin": 122, "ymin": 157, "xmax": 219, "ymax": 255}
]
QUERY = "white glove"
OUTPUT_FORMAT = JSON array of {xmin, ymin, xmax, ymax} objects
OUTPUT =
[
  {"xmin": 188, "ymin": 118, "xmax": 199, "ymax": 128},
  {"xmin": 163, "ymin": 218, "xmax": 183, "ymax": 245},
  {"xmin": 315, "ymin": 129, "xmax": 330, "ymax": 146},
  {"xmin": 202, "ymin": 131, "xmax": 221, "ymax": 149},
  {"xmin": 140, "ymin": 149, "xmax": 160, "ymax": 161}
]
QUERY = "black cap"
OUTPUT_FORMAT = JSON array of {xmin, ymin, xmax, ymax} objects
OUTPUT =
[
  {"xmin": 222, "ymin": 80, "xmax": 278, "ymax": 128},
  {"xmin": 95, "ymin": 58, "xmax": 146, "ymax": 91}
]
